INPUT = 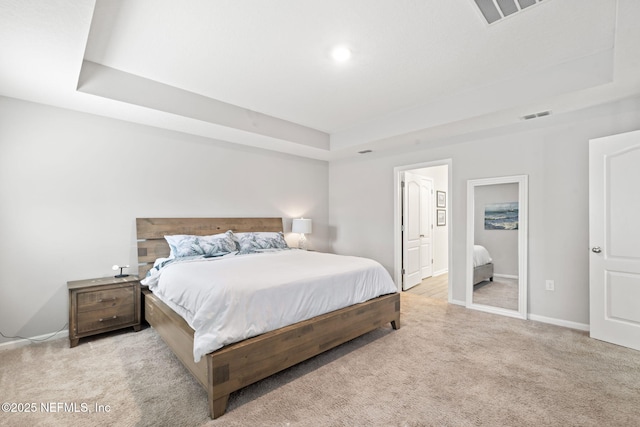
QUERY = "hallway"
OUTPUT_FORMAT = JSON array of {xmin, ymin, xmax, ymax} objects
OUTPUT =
[{"xmin": 406, "ymin": 274, "xmax": 448, "ymax": 301}]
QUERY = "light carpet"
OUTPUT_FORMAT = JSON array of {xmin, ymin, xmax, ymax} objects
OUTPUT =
[
  {"xmin": 1, "ymin": 293, "xmax": 639, "ymax": 426},
  {"xmin": 472, "ymin": 279, "xmax": 519, "ymax": 311}
]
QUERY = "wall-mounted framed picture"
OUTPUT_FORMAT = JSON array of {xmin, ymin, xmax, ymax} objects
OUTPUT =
[
  {"xmin": 484, "ymin": 202, "xmax": 519, "ymax": 230},
  {"xmin": 437, "ymin": 191, "xmax": 446, "ymax": 208},
  {"xmin": 437, "ymin": 209, "xmax": 446, "ymax": 226}
]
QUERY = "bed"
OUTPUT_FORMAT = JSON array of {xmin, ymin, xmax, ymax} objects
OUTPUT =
[
  {"xmin": 473, "ymin": 244, "xmax": 494, "ymax": 285},
  {"xmin": 136, "ymin": 217, "xmax": 400, "ymax": 419}
]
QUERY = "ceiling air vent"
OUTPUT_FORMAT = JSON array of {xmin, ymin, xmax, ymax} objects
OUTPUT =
[
  {"xmin": 473, "ymin": 0, "xmax": 546, "ymax": 25},
  {"xmin": 521, "ymin": 110, "xmax": 552, "ymax": 120}
]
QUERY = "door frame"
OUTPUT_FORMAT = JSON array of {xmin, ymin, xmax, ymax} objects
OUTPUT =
[
  {"xmin": 394, "ymin": 159, "xmax": 453, "ymax": 301},
  {"xmin": 418, "ymin": 175, "xmax": 435, "ymax": 280}
]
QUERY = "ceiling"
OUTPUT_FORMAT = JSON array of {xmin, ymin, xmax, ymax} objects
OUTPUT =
[{"xmin": 1, "ymin": 0, "xmax": 638, "ymax": 160}]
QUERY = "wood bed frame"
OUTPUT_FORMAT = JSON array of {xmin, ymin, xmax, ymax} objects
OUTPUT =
[{"xmin": 136, "ymin": 217, "xmax": 401, "ymax": 419}]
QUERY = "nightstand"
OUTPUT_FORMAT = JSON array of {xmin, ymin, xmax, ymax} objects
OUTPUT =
[{"xmin": 67, "ymin": 276, "xmax": 141, "ymax": 348}]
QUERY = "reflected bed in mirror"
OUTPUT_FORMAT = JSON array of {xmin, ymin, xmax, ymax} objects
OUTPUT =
[{"xmin": 466, "ymin": 175, "xmax": 528, "ymax": 319}]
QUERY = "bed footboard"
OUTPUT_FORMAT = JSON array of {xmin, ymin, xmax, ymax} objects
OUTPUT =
[
  {"xmin": 144, "ymin": 290, "xmax": 400, "ymax": 419},
  {"xmin": 205, "ymin": 292, "xmax": 400, "ymax": 418}
]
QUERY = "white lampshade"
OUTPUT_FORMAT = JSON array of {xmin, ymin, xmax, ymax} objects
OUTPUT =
[{"xmin": 292, "ymin": 218, "xmax": 312, "ymax": 234}]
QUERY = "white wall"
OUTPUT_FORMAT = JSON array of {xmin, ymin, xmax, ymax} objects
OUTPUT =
[
  {"xmin": 329, "ymin": 98, "xmax": 640, "ymax": 326},
  {"xmin": 3, "ymin": 94, "xmax": 640, "ymax": 344},
  {"xmin": 0, "ymin": 97, "xmax": 329, "ymax": 345}
]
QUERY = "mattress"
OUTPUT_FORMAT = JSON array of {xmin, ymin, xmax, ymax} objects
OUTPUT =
[{"xmin": 142, "ymin": 249, "xmax": 397, "ymax": 362}]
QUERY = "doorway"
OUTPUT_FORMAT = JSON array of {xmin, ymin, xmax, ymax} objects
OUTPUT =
[{"xmin": 394, "ymin": 160, "xmax": 452, "ymax": 302}]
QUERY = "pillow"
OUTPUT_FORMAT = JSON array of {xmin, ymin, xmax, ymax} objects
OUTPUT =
[
  {"xmin": 165, "ymin": 230, "xmax": 236, "ymax": 258},
  {"xmin": 197, "ymin": 231, "xmax": 237, "ymax": 256},
  {"xmin": 165, "ymin": 235, "xmax": 200, "ymax": 258},
  {"xmin": 233, "ymin": 231, "xmax": 289, "ymax": 254}
]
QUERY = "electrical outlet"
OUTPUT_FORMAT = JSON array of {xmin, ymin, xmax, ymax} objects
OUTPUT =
[{"xmin": 545, "ymin": 280, "xmax": 555, "ymax": 291}]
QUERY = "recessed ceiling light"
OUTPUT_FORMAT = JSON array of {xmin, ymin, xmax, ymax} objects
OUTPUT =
[{"xmin": 331, "ymin": 46, "xmax": 352, "ymax": 62}]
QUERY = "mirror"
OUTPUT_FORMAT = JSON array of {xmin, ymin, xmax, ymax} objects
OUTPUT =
[{"xmin": 466, "ymin": 175, "xmax": 528, "ymax": 319}]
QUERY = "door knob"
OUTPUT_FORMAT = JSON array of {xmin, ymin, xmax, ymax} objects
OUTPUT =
[{"xmin": 592, "ymin": 247, "xmax": 602, "ymax": 253}]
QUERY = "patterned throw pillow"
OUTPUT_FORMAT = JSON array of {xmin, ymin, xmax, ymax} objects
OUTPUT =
[
  {"xmin": 235, "ymin": 231, "xmax": 289, "ymax": 254},
  {"xmin": 164, "ymin": 235, "xmax": 200, "ymax": 258},
  {"xmin": 165, "ymin": 230, "xmax": 236, "ymax": 258},
  {"xmin": 197, "ymin": 231, "xmax": 237, "ymax": 255}
]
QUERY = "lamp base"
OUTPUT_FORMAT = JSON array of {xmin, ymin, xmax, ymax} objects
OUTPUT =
[{"xmin": 298, "ymin": 234, "xmax": 308, "ymax": 250}]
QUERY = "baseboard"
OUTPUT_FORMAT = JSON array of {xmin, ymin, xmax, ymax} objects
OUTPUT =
[
  {"xmin": 493, "ymin": 273, "xmax": 518, "ymax": 280},
  {"xmin": 0, "ymin": 330, "xmax": 68, "ymax": 352},
  {"xmin": 528, "ymin": 314, "xmax": 590, "ymax": 332},
  {"xmin": 433, "ymin": 269, "xmax": 448, "ymax": 277},
  {"xmin": 449, "ymin": 298, "xmax": 465, "ymax": 306}
]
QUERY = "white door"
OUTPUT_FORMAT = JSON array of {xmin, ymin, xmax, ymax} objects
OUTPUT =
[
  {"xmin": 402, "ymin": 172, "xmax": 422, "ymax": 290},
  {"xmin": 589, "ymin": 130, "xmax": 640, "ymax": 351},
  {"xmin": 419, "ymin": 177, "xmax": 434, "ymax": 279}
]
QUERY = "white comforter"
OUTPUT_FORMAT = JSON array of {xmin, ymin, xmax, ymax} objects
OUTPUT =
[
  {"xmin": 143, "ymin": 250, "xmax": 397, "ymax": 362},
  {"xmin": 473, "ymin": 245, "xmax": 493, "ymax": 267}
]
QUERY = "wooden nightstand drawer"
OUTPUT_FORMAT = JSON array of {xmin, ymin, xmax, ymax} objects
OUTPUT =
[
  {"xmin": 77, "ymin": 304, "xmax": 136, "ymax": 333},
  {"xmin": 68, "ymin": 276, "xmax": 141, "ymax": 348},
  {"xmin": 77, "ymin": 287, "xmax": 134, "ymax": 312}
]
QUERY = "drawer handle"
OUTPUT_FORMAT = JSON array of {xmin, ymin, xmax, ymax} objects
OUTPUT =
[
  {"xmin": 98, "ymin": 315, "xmax": 117, "ymax": 322},
  {"xmin": 98, "ymin": 297, "xmax": 117, "ymax": 303}
]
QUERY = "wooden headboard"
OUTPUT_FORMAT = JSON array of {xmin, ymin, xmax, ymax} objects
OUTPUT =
[{"xmin": 136, "ymin": 217, "xmax": 284, "ymax": 278}]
